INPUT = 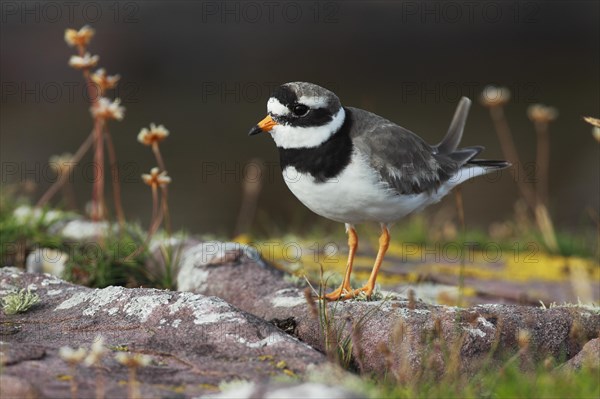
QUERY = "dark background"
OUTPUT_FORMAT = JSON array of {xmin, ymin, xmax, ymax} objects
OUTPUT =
[{"xmin": 1, "ymin": 0, "xmax": 598, "ymax": 236}]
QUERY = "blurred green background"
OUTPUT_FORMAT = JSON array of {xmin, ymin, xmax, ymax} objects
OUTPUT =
[{"xmin": 1, "ymin": 0, "xmax": 598, "ymax": 236}]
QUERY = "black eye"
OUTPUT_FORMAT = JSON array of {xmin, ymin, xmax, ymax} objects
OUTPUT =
[{"xmin": 291, "ymin": 104, "xmax": 309, "ymax": 116}]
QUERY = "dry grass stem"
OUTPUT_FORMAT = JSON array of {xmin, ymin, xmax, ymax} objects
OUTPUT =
[
  {"xmin": 104, "ymin": 128, "xmax": 126, "ymax": 226},
  {"xmin": 485, "ymin": 98, "xmax": 558, "ymax": 251},
  {"xmin": 37, "ymin": 131, "xmax": 95, "ymax": 208},
  {"xmin": 234, "ymin": 159, "xmax": 264, "ymax": 236}
]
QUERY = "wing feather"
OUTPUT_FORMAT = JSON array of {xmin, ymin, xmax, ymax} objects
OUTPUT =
[{"xmin": 348, "ymin": 107, "xmax": 457, "ymax": 195}]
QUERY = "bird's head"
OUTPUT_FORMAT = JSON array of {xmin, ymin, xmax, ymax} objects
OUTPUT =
[{"xmin": 249, "ymin": 82, "xmax": 345, "ymax": 149}]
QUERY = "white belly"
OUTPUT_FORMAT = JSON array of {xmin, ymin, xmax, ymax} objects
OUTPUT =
[{"xmin": 282, "ymin": 151, "xmax": 451, "ymax": 224}]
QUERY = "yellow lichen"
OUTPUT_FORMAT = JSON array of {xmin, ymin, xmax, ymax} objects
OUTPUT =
[
  {"xmin": 276, "ymin": 360, "xmax": 287, "ymax": 369},
  {"xmin": 198, "ymin": 383, "xmax": 219, "ymax": 391},
  {"xmin": 283, "ymin": 369, "xmax": 297, "ymax": 377},
  {"xmin": 110, "ymin": 345, "xmax": 129, "ymax": 352},
  {"xmin": 255, "ymin": 237, "xmax": 599, "ymax": 303}
]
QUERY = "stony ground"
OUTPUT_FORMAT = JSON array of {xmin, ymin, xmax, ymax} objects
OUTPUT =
[{"xmin": 1, "ymin": 240, "xmax": 599, "ymax": 398}]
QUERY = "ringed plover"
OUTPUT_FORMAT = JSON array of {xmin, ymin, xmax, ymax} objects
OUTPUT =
[{"xmin": 249, "ymin": 82, "xmax": 509, "ymax": 300}]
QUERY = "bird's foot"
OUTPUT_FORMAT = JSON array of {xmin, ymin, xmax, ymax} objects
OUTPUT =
[
  {"xmin": 323, "ymin": 284, "xmax": 375, "ymax": 301},
  {"xmin": 349, "ymin": 284, "xmax": 374, "ymax": 300},
  {"xmin": 323, "ymin": 285, "xmax": 353, "ymax": 301}
]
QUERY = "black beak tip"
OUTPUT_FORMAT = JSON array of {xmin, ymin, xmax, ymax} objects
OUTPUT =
[{"xmin": 248, "ymin": 125, "xmax": 262, "ymax": 136}]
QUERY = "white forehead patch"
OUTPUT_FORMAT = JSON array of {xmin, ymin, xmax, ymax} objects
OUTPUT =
[
  {"xmin": 267, "ymin": 97, "xmax": 290, "ymax": 116},
  {"xmin": 298, "ymin": 95, "xmax": 328, "ymax": 109},
  {"xmin": 270, "ymin": 107, "xmax": 346, "ymax": 149}
]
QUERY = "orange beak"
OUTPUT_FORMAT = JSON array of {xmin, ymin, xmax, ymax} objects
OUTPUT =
[{"xmin": 249, "ymin": 115, "xmax": 278, "ymax": 136}]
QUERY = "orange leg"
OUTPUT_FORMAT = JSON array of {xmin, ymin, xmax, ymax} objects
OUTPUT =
[
  {"xmin": 351, "ymin": 224, "xmax": 390, "ymax": 299},
  {"xmin": 324, "ymin": 225, "xmax": 358, "ymax": 301}
]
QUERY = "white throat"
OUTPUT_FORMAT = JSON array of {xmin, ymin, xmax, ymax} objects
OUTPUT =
[{"xmin": 270, "ymin": 107, "xmax": 346, "ymax": 149}]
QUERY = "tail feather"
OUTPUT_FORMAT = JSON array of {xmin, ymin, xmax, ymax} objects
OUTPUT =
[
  {"xmin": 434, "ymin": 96, "xmax": 511, "ymax": 181},
  {"xmin": 466, "ymin": 159, "xmax": 511, "ymax": 170},
  {"xmin": 435, "ymin": 96, "xmax": 471, "ymax": 154},
  {"xmin": 447, "ymin": 145, "xmax": 484, "ymax": 165}
]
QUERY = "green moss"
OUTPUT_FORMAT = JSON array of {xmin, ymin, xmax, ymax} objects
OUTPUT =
[
  {"xmin": 305, "ymin": 354, "xmax": 599, "ymax": 399},
  {"xmin": 0, "ymin": 200, "xmax": 72, "ymax": 266},
  {"xmin": 62, "ymin": 225, "xmax": 147, "ymax": 288},
  {"xmin": 0, "ymin": 196, "xmax": 190, "ymax": 290},
  {"xmin": 367, "ymin": 363, "xmax": 599, "ymax": 399},
  {"xmin": 2, "ymin": 289, "xmax": 40, "ymax": 315}
]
